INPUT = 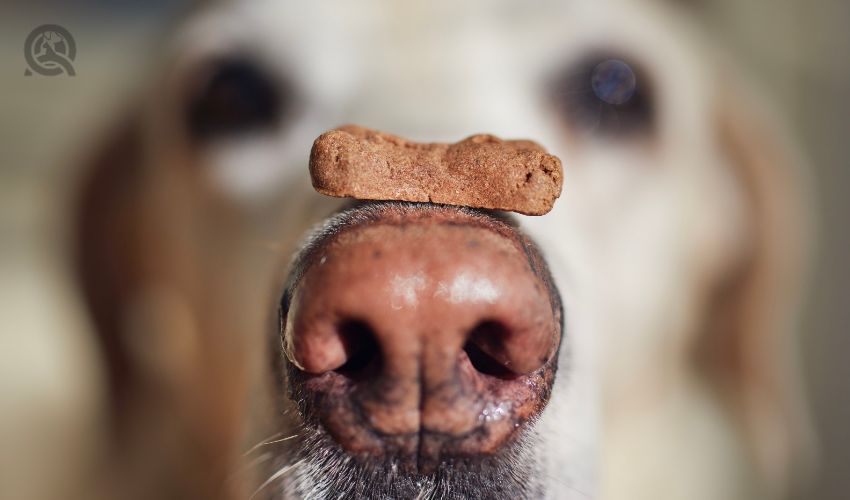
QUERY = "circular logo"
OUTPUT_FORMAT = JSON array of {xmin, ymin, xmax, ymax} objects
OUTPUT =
[{"xmin": 25, "ymin": 24, "xmax": 76, "ymax": 76}]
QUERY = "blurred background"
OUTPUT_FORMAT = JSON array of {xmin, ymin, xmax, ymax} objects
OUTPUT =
[{"xmin": 0, "ymin": 1, "xmax": 847, "ymax": 499}]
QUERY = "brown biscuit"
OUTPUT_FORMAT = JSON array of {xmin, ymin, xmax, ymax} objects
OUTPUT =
[{"xmin": 308, "ymin": 125, "xmax": 563, "ymax": 215}]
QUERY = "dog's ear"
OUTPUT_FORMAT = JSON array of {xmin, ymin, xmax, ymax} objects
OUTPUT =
[
  {"xmin": 74, "ymin": 113, "xmax": 252, "ymax": 500},
  {"xmin": 698, "ymin": 76, "xmax": 815, "ymax": 495},
  {"xmin": 75, "ymin": 115, "xmax": 144, "ymax": 417}
]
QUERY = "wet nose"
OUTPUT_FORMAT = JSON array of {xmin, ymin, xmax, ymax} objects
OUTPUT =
[{"xmin": 282, "ymin": 205, "xmax": 561, "ymax": 464}]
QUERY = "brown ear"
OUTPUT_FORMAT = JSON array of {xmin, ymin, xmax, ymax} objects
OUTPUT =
[
  {"xmin": 74, "ymin": 114, "xmax": 254, "ymax": 500},
  {"xmin": 699, "ymin": 77, "xmax": 815, "ymax": 495},
  {"xmin": 76, "ymin": 115, "xmax": 145, "ymax": 423}
]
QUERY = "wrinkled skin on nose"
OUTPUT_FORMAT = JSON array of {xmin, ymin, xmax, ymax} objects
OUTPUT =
[{"xmin": 281, "ymin": 203, "xmax": 562, "ymax": 472}]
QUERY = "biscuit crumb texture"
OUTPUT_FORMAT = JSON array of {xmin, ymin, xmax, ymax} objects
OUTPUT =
[{"xmin": 309, "ymin": 125, "xmax": 563, "ymax": 215}]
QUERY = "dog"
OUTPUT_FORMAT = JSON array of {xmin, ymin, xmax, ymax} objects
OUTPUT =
[{"xmin": 73, "ymin": 0, "xmax": 812, "ymax": 498}]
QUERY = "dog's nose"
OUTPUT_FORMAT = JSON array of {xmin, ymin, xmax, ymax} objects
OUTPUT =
[{"xmin": 282, "ymin": 205, "xmax": 560, "ymax": 464}]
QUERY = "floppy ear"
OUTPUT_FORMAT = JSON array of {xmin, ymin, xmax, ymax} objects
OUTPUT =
[
  {"xmin": 74, "ymin": 113, "xmax": 255, "ymax": 500},
  {"xmin": 75, "ymin": 114, "xmax": 145, "ymax": 421},
  {"xmin": 698, "ymin": 76, "xmax": 815, "ymax": 495}
]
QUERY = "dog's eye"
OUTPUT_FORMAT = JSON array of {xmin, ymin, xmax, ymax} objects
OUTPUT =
[
  {"xmin": 185, "ymin": 58, "xmax": 292, "ymax": 141},
  {"xmin": 548, "ymin": 55, "xmax": 654, "ymax": 136}
]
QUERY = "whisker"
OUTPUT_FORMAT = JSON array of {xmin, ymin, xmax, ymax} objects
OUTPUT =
[
  {"xmin": 249, "ymin": 460, "xmax": 302, "ymax": 500},
  {"xmin": 242, "ymin": 432, "xmax": 283, "ymax": 455},
  {"xmin": 243, "ymin": 432, "xmax": 300, "ymax": 457}
]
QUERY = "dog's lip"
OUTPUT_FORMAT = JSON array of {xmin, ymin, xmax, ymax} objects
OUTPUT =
[{"xmin": 287, "ymin": 352, "xmax": 556, "ymax": 471}]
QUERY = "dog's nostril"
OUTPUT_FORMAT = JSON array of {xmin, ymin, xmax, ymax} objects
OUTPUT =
[
  {"xmin": 464, "ymin": 340, "xmax": 518, "ymax": 380},
  {"xmin": 335, "ymin": 319, "xmax": 382, "ymax": 379},
  {"xmin": 464, "ymin": 320, "xmax": 519, "ymax": 380}
]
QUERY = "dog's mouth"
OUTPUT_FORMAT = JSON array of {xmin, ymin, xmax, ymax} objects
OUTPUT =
[
  {"xmin": 284, "ymin": 351, "xmax": 558, "ymax": 476},
  {"xmin": 263, "ymin": 412, "xmax": 546, "ymax": 499},
  {"xmin": 270, "ymin": 201, "xmax": 563, "ymax": 497}
]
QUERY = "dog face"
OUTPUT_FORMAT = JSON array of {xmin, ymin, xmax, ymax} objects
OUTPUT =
[{"xmin": 75, "ymin": 0, "xmax": 810, "ymax": 499}]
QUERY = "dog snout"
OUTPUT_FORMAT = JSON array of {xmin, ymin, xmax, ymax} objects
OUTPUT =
[{"xmin": 281, "ymin": 203, "xmax": 561, "ymax": 468}]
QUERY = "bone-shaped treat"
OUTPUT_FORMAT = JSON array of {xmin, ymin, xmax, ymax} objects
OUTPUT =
[{"xmin": 309, "ymin": 125, "xmax": 563, "ymax": 215}]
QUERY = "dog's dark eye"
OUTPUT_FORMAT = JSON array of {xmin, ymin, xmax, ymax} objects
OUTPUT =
[
  {"xmin": 549, "ymin": 54, "xmax": 654, "ymax": 136},
  {"xmin": 186, "ymin": 58, "xmax": 292, "ymax": 141}
]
